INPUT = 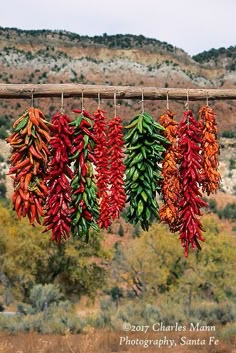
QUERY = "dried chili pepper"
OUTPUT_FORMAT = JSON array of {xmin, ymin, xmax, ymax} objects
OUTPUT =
[
  {"xmin": 6, "ymin": 107, "xmax": 50, "ymax": 225},
  {"xmin": 43, "ymin": 112, "xmax": 74, "ymax": 243},
  {"xmin": 178, "ymin": 110, "xmax": 208, "ymax": 257},
  {"xmin": 108, "ymin": 115, "xmax": 126, "ymax": 220},
  {"xmin": 199, "ymin": 105, "xmax": 220, "ymax": 195},
  {"xmin": 159, "ymin": 110, "xmax": 180, "ymax": 231},
  {"xmin": 125, "ymin": 112, "xmax": 169, "ymax": 231},
  {"xmin": 93, "ymin": 109, "xmax": 111, "ymax": 229},
  {"xmin": 70, "ymin": 110, "xmax": 99, "ymax": 239}
]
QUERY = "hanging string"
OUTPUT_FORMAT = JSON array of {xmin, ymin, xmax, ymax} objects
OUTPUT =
[
  {"xmin": 141, "ymin": 89, "xmax": 144, "ymax": 113},
  {"xmin": 60, "ymin": 91, "xmax": 64, "ymax": 114},
  {"xmin": 206, "ymin": 91, "xmax": 209, "ymax": 107},
  {"xmin": 31, "ymin": 89, "xmax": 34, "ymax": 107},
  {"xmin": 98, "ymin": 92, "xmax": 101, "ymax": 109},
  {"xmin": 81, "ymin": 88, "xmax": 84, "ymax": 111},
  {"xmin": 185, "ymin": 90, "xmax": 189, "ymax": 111},
  {"xmin": 166, "ymin": 90, "xmax": 169, "ymax": 110},
  {"xmin": 114, "ymin": 90, "xmax": 117, "ymax": 117}
]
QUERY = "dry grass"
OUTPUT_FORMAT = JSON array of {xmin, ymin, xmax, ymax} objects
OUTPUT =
[{"xmin": 0, "ymin": 330, "xmax": 234, "ymax": 353}]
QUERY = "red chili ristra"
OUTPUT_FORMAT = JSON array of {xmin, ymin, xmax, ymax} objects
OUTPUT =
[
  {"xmin": 93, "ymin": 109, "xmax": 111, "ymax": 229},
  {"xmin": 43, "ymin": 112, "xmax": 74, "ymax": 243},
  {"xmin": 108, "ymin": 116, "xmax": 126, "ymax": 220},
  {"xmin": 178, "ymin": 110, "xmax": 208, "ymax": 257}
]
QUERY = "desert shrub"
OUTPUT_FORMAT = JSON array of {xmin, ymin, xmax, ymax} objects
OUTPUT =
[
  {"xmin": 29, "ymin": 283, "xmax": 63, "ymax": 313},
  {"xmin": 0, "ymin": 303, "xmax": 84, "ymax": 334},
  {"xmin": 220, "ymin": 322, "xmax": 236, "ymax": 343},
  {"xmin": 118, "ymin": 301, "xmax": 184, "ymax": 325},
  {"xmin": 190, "ymin": 301, "xmax": 236, "ymax": 325}
]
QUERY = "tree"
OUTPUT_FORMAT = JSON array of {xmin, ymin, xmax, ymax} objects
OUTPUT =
[
  {"xmin": 0, "ymin": 204, "xmax": 109, "ymax": 302},
  {"xmin": 115, "ymin": 214, "xmax": 236, "ymax": 304}
]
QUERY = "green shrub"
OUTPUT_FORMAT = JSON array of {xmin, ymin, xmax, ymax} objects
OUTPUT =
[
  {"xmin": 218, "ymin": 203, "xmax": 236, "ymax": 220},
  {"xmin": 221, "ymin": 130, "xmax": 236, "ymax": 138},
  {"xmin": 0, "ymin": 128, "xmax": 7, "ymax": 139}
]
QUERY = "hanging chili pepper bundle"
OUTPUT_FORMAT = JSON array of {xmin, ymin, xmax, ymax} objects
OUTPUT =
[
  {"xmin": 108, "ymin": 115, "xmax": 126, "ymax": 220},
  {"xmin": 93, "ymin": 109, "xmax": 111, "ymax": 229},
  {"xmin": 70, "ymin": 109, "xmax": 99, "ymax": 239},
  {"xmin": 178, "ymin": 110, "xmax": 208, "ymax": 256},
  {"xmin": 6, "ymin": 107, "xmax": 50, "ymax": 225},
  {"xmin": 159, "ymin": 110, "xmax": 180, "ymax": 231},
  {"xmin": 199, "ymin": 105, "xmax": 220, "ymax": 195},
  {"xmin": 125, "ymin": 112, "xmax": 169, "ymax": 231},
  {"xmin": 43, "ymin": 112, "xmax": 74, "ymax": 243}
]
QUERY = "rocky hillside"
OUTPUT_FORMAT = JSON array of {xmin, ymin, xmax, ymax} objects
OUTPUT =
[{"xmin": 0, "ymin": 27, "xmax": 236, "ymax": 196}]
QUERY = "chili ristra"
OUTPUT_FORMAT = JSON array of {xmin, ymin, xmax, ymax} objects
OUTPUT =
[
  {"xmin": 70, "ymin": 109, "xmax": 99, "ymax": 239},
  {"xmin": 6, "ymin": 107, "xmax": 50, "ymax": 225},
  {"xmin": 43, "ymin": 112, "xmax": 74, "ymax": 243},
  {"xmin": 108, "ymin": 115, "xmax": 126, "ymax": 220},
  {"xmin": 199, "ymin": 105, "xmax": 220, "ymax": 195},
  {"xmin": 159, "ymin": 110, "xmax": 180, "ymax": 231},
  {"xmin": 124, "ymin": 112, "xmax": 169, "ymax": 231},
  {"xmin": 93, "ymin": 108, "xmax": 111, "ymax": 229},
  {"xmin": 178, "ymin": 110, "xmax": 208, "ymax": 256}
]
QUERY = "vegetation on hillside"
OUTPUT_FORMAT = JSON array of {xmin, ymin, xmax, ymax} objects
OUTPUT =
[
  {"xmin": 0, "ymin": 27, "xmax": 179, "ymax": 53},
  {"xmin": 193, "ymin": 46, "xmax": 236, "ymax": 66}
]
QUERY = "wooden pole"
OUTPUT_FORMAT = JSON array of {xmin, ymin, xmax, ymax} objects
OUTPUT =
[{"xmin": 0, "ymin": 84, "xmax": 236, "ymax": 100}]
